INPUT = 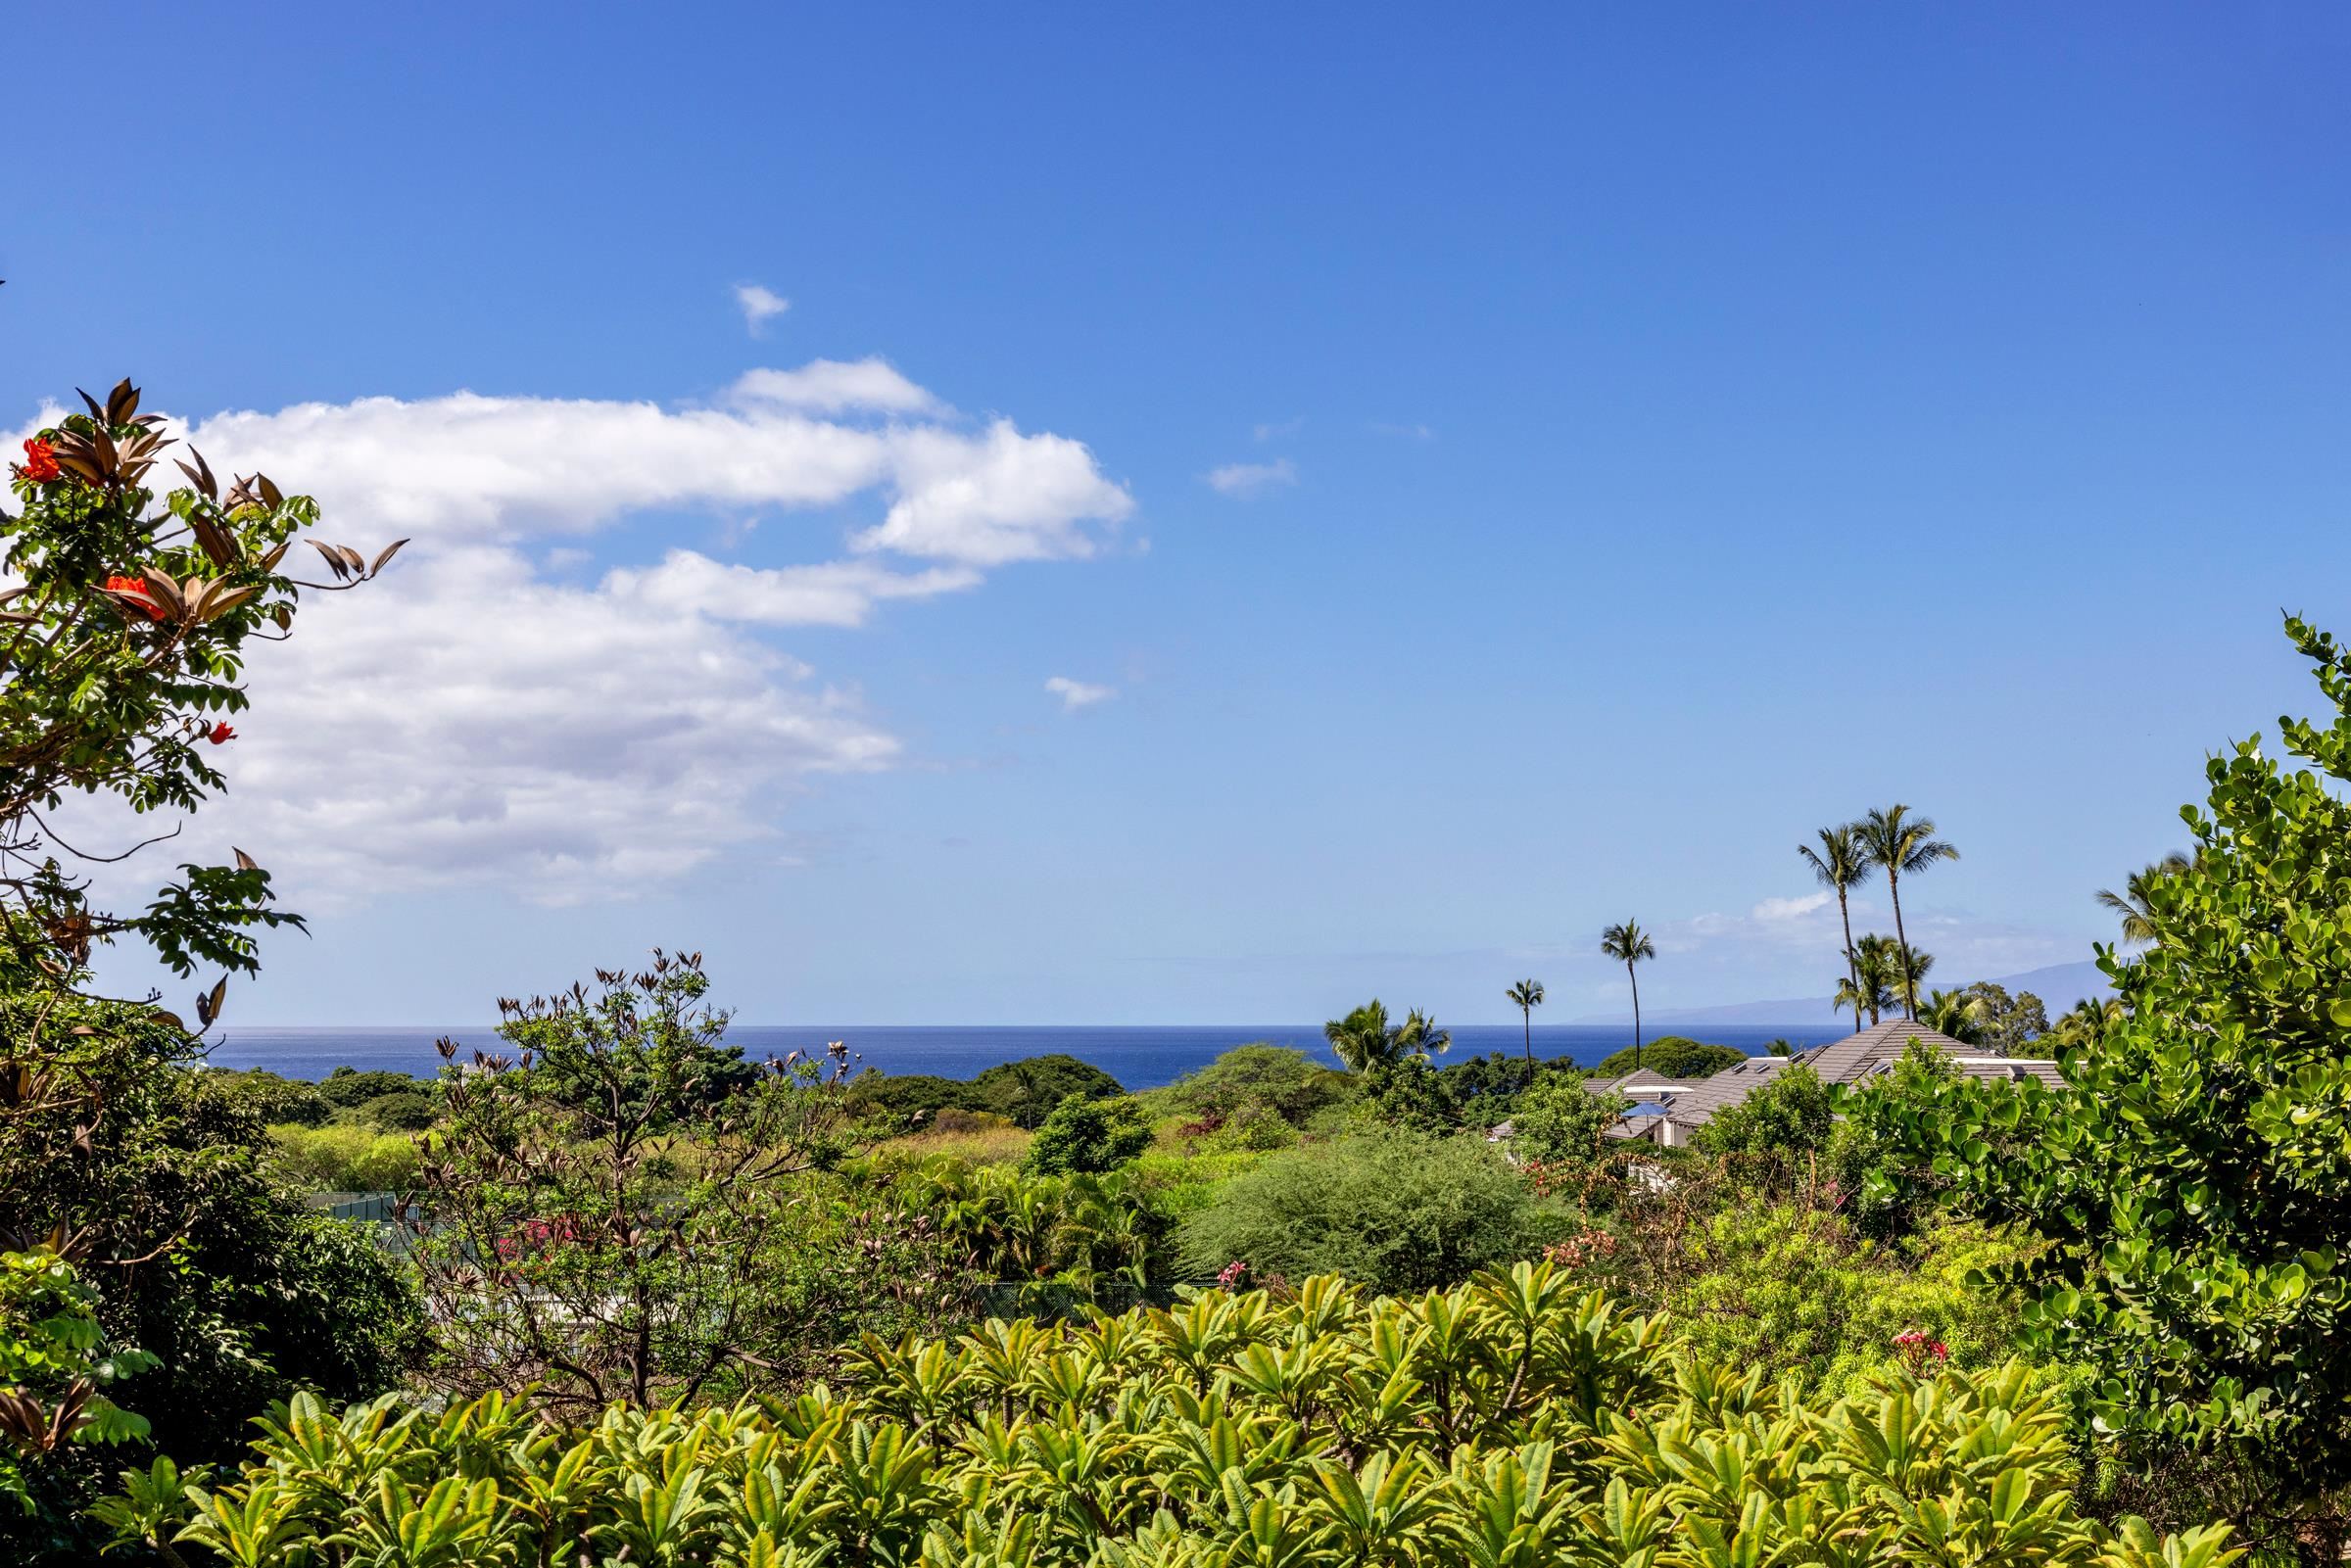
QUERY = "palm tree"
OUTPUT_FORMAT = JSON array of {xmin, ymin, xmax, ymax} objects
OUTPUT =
[
  {"xmin": 2053, "ymin": 995, "xmax": 2126, "ymax": 1047},
  {"xmin": 1323, "ymin": 1000, "xmax": 1397, "ymax": 1072},
  {"xmin": 1797, "ymin": 824, "xmax": 1869, "ymax": 1004},
  {"xmin": 1397, "ymin": 1009, "xmax": 1451, "ymax": 1059},
  {"xmin": 1856, "ymin": 804, "xmax": 1959, "ymax": 1020},
  {"xmin": 1840, "ymin": 934, "xmax": 1903, "ymax": 1028},
  {"xmin": 1920, "ymin": 986, "xmax": 1987, "ymax": 1045},
  {"xmin": 1895, "ymin": 940, "xmax": 1934, "ymax": 1003},
  {"xmin": 2096, "ymin": 852, "xmax": 2194, "ymax": 945},
  {"xmin": 1599, "ymin": 920, "xmax": 1657, "ymax": 1071},
  {"xmin": 1505, "ymin": 979, "xmax": 1545, "ymax": 1084},
  {"xmin": 1323, "ymin": 1000, "xmax": 1449, "ymax": 1072}
]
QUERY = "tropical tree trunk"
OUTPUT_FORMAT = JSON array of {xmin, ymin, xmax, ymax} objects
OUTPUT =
[
  {"xmin": 1521, "ymin": 1009, "xmax": 1533, "ymax": 1085},
  {"xmin": 1837, "ymin": 888, "xmax": 1858, "ymax": 1002},
  {"xmin": 1887, "ymin": 869, "xmax": 1915, "ymax": 1019},
  {"xmin": 1628, "ymin": 963, "xmax": 1643, "ymax": 1071}
]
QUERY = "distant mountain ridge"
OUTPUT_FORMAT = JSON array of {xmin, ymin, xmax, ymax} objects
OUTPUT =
[{"xmin": 1572, "ymin": 960, "xmax": 2114, "ymax": 1027}]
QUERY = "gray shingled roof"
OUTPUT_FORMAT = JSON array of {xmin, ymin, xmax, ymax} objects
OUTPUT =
[{"xmin": 1557, "ymin": 1020, "xmax": 2070, "ymax": 1143}]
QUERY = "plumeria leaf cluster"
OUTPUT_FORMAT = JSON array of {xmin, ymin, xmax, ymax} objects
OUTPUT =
[
  {"xmin": 96, "ymin": 1263, "xmax": 2235, "ymax": 1567},
  {"xmin": 1, "ymin": 379, "xmax": 400, "ymax": 1003}
]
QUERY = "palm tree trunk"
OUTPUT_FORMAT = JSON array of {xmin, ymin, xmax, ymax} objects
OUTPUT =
[
  {"xmin": 1521, "ymin": 1009, "xmax": 1533, "ymax": 1085},
  {"xmin": 1887, "ymin": 869, "xmax": 1914, "ymax": 1020},
  {"xmin": 1837, "ymin": 887, "xmax": 1858, "ymax": 1001},
  {"xmin": 1628, "ymin": 962, "xmax": 1642, "ymax": 1071}
]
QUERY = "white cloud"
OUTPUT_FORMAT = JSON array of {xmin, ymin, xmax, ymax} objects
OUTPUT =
[
  {"xmin": 1204, "ymin": 457, "xmax": 1297, "ymax": 497},
  {"xmin": 734, "ymin": 283, "xmax": 791, "ymax": 335},
  {"xmin": 1045, "ymin": 676, "xmax": 1115, "ymax": 712},
  {"xmin": 1750, "ymin": 891, "xmax": 1834, "ymax": 924},
  {"xmin": 171, "ymin": 367, "xmax": 1130, "ymax": 566},
  {"xmin": 11, "ymin": 359, "xmax": 1129, "ymax": 905},
  {"xmin": 1253, "ymin": 417, "xmax": 1303, "ymax": 442},
  {"xmin": 603, "ymin": 549, "xmax": 982, "ymax": 628},
  {"xmin": 728, "ymin": 358, "xmax": 939, "ymax": 416}
]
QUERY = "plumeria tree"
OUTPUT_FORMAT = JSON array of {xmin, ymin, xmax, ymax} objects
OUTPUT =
[{"xmin": 2, "ymin": 381, "xmax": 399, "ymax": 1004}]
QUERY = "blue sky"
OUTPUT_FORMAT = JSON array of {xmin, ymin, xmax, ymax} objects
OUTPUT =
[{"xmin": 8, "ymin": 4, "xmax": 2349, "ymax": 1024}]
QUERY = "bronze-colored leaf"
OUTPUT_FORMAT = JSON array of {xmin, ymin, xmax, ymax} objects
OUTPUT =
[
  {"xmin": 107, "ymin": 379, "xmax": 139, "ymax": 424},
  {"xmin": 256, "ymin": 474, "xmax": 283, "ymax": 508},
  {"xmin": 307, "ymin": 540, "xmax": 351, "ymax": 580},
  {"xmin": 370, "ymin": 538, "xmax": 409, "ymax": 575},
  {"xmin": 261, "ymin": 542, "xmax": 289, "ymax": 573},
  {"xmin": 187, "ymin": 510, "xmax": 238, "ymax": 569},
  {"xmin": 138, "ymin": 567, "xmax": 186, "ymax": 619},
  {"xmin": 334, "ymin": 544, "xmax": 366, "ymax": 575},
  {"xmin": 74, "ymin": 387, "xmax": 103, "ymax": 422},
  {"xmin": 151, "ymin": 1009, "xmax": 188, "ymax": 1033},
  {"xmin": 271, "ymin": 604, "xmax": 292, "ymax": 631},
  {"xmin": 208, "ymin": 976, "xmax": 227, "ymax": 1023},
  {"xmin": 199, "ymin": 587, "xmax": 254, "ymax": 623},
  {"xmin": 233, "ymin": 847, "xmax": 259, "ymax": 872}
]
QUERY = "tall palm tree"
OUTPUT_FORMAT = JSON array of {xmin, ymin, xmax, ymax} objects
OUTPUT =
[
  {"xmin": 1505, "ymin": 978, "xmax": 1545, "ymax": 1084},
  {"xmin": 2096, "ymin": 852, "xmax": 2194, "ymax": 945},
  {"xmin": 1599, "ymin": 920, "xmax": 1657, "ymax": 1071},
  {"xmin": 1797, "ymin": 823, "xmax": 1869, "ymax": 1004},
  {"xmin": 1856, "ymin": 804, "xmax": 1959, "ymax": 1020}
]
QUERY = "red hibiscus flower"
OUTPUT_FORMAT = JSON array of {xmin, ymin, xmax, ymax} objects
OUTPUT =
[
  {"xmin": 206, "ymin": 723, "xmax": 236, "ymax": 745},
  {"xmin": 103, "ymin": 575, "xmax": 167, "ymax": 622},
  {"xmin": 18, "ymin": 439, "xmax": 60, "ymax": 484}
]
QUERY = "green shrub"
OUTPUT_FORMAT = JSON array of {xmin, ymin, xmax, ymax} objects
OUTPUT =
[
  {"xmin": 97, "ymin": 1264, "xmax": 2232, "ymax": 1568},
  {"xmin": 1162, "ymin": 1042, "xmax": 1353, "ymax": 1124},
  {"xmin": 352, "ymin": 1088, "xmax": 436, "ymax": 1130},
  {"xmin": 971, "ymin": 1054, "xmax": 1125, "ymax": 1127},
  {"xmin": 1589, "ymin": 1036, "xmax": 1747, "ymax": 1078},
  {"xmin": 1023, "ymin": 1094, "xmax": 1154, "ymax": 1175},
  {"xmin": 205, "ymin": 1068, "xmax": 331, "ymax": 1126},
  {"xmin": 1693, "ymin": 1063, "xmax": 1835, "ymax": 1157},
  {"xmin": 1509, "ymin": 1077, "xmax": 1625, "ymax": 1164},
  {"xmin": 1178, "ymin": 1125, "xmax": 1563, "ymax": 1293},
  {"xmin": 314, "ymin": 1067, "xmax": 427, "ymax": 1110},
  {"xmin": 1664, "ymin": 1202, "xmax": 2039, "ymax": 1398},
  {"xmin": 267, "ymin": 1123, "xmax": 422, "ymax": 1192}
]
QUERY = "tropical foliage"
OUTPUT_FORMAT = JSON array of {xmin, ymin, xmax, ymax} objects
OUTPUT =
[
  {"xmin": 1853, "ymin": 805, "xmax": 1959, "ymax": 1020},
  {"xmin": 1850, "ymin": 615, "xmax": 2351, "ymax": 1557},
  {"xmin": 97, "ymin": 1265, "xmax": 2232, "ymax": 1568}
]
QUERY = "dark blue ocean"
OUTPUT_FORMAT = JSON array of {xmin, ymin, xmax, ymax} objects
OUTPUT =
[{"xmin": 200, "ymin": 1022, "xmax": 1853, "ymax": 1089}]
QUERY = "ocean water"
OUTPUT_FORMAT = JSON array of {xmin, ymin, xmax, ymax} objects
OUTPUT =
[{"xmin": 200, "ymin": 1022, "xmax": 1855, "ymax": 1089}]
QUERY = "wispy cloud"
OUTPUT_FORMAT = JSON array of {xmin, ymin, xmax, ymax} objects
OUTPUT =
[
  {"xmin": 1370, "ymin": 420, "xmax": 1434, "ymax": 441},
  {"xmin": 1045, "ymin": 676, "xmax": 1116, "ymax": 712},
  {"xmin": 734, "ymin": 282, "xmax": 791, "ymax": 335},
  {"xmin": 1253, "ymin": 417, "xmax": 1303, "ymax": 443},
  {"xmin": 1204, "ymin": 457, "xmax": 1297, "ymax": 497}
]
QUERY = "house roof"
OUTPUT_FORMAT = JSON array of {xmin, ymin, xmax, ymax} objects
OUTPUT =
[{"xmin": 1566, "ymin": 1020, "xmax": 2070, "ymax": 1141}]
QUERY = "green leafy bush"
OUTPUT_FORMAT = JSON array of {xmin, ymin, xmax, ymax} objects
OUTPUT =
[
  {"xmin": 1855, "ymin": 615, "xmax": 2351, "ymax": 1553},
  {"xmin": 1589, "ymin": 1036, "xmax": 1748, "ymax": 1078},
  {"xmin": 1023, "ymin": 1094, "xmax": 1154, "ymax": 1175},
  {"xmin": 1178, "ymin": 1125, "xmax": 1564, "ymax": 1293},
  {"xmin": 98, "ymin": 1264, "xmax": 2232, "ymax": 1568},
  {"xmin": 314, "ymin": 1067, "xmax": 427, "ymax": 1111},
  {"xmin": 204, "ymin": 1069, "xmax": 330, "ymax": 1126},
  {"xmin": 1663, "ymin": 1203, "xmax": 2040, "ymax": 1397},
  {"xmin": 265, "ymin": 1122, "xmax": 422, "ymax": 1192},
  {"xmin": 1162, "ymin": 1043, "xmax": 1354, "ymax": 1124},
  {"xmin": 1508, "ymin": 1077, "xmax": 1624, "ymax": 1164},
  {"xmin": 1694, "ymin": 1063, "xmax": 1835, "ymax": 1158},
  {"xmin": 971, "ymin": 1054, "xmax": 1125, "ymax": 1128}
]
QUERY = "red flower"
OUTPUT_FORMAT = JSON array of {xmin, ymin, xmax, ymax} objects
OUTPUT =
[
  {"xmin": 206, "ymin": 722, "xmax": 236, "ymax": 745},
  {"xmin": 18, "ymin": 439, "xmax": 60, "ymax": 484},
  {"xmin": 103, "ymin": 575, "xmax": 167, "ymax": 622}
]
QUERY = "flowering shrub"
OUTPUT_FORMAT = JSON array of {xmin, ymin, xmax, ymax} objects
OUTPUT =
[{"xmin": 97, "ymin": 1263, "xmax": 2236, "ymax": 1567}]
